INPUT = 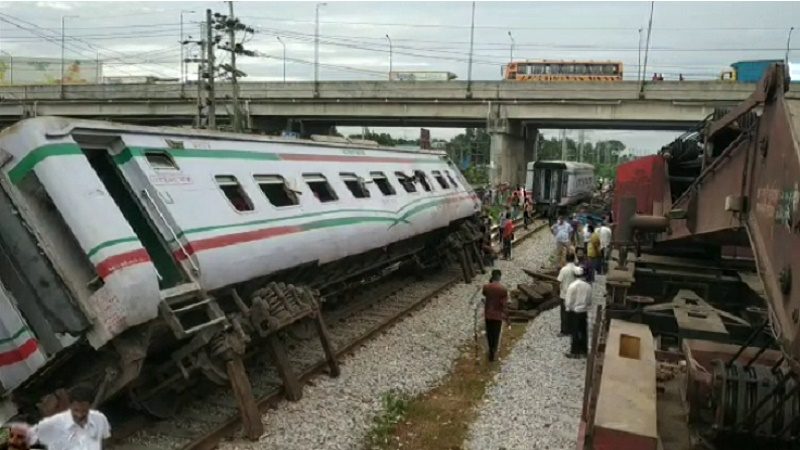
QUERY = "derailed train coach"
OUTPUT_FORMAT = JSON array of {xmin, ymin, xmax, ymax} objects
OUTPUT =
[
  {"xmin": 0, "ymin": 117, "xmax": 482, "ymax": 421},
  {"xmin": 525, "ymin": 160, "xmax": 595, "ymax": 214}
]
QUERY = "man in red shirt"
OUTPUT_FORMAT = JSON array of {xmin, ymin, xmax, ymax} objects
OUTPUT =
[
  {"xmin": 502, "ymin": 212, "xmax": 514, "ymax": 259},
  {"xmin": 482, "ymin": 269, "xmax": 509, "ymax": 362}
]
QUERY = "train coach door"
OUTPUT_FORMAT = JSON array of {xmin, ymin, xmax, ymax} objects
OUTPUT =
[
  {"xmin": 542, "ymin": 169, "xmax": 552, "ymax": 202},
  {"xmin": 81, "ymin": 147, "xmax": 188, "ymax": 289}
]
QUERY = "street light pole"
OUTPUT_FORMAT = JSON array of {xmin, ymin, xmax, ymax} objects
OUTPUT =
[
  {"xmin": 466, "ymin": 1, "xmax": 475, "ymax": 97},
  {"xmin": 787, "ymin": 26, "xmax": 795, "ymax": 65},
  {"xmin": 507, "ymin": 30, "xmax": 514, "ymax": 64},
  {"xmin": 61, "ymin": 15, "xmax": 77, "ymax": 97},
  {"xmin": 277, "ymin": 36, "xmax": 286, "ymax": 83},
  {"xmin": 385, "ymin": 34, "xmax": 392, "ymax": 79},
  {"xmin": 180, "ymin": 10, "xmax": 195, "ymax": 84},
  {"xmin": 314, "ymin": 2, "xmax": 327, "ymax": 97}
]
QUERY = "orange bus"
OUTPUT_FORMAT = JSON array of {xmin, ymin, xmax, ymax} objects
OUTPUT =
[{"xmin": 504, "ymin": 60, "xmax": 623, "ymax": 82}]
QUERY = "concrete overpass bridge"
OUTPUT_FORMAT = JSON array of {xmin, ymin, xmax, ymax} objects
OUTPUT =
[{"xmin": 0, "ymin": 80, "xmax": 786, "ymax": 185}]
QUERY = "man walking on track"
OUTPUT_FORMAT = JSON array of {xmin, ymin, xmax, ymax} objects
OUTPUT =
[
  {"xmin": 502, "ymin": 212, "xmax": 514, "ymax": 260},
  {"xmin": 565, "ymin": 267, "xmax": 592, "ymax": 358},
  {"xmin": 482, "ymin": 269, "xmax": 509, "ymax": 362}
]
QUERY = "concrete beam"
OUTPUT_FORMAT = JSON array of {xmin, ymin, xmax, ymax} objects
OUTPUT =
[{"xmin": 0, "ymin": 98, "xmax": 725, "ymax": 131}]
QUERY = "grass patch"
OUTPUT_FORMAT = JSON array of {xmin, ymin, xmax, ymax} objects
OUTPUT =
[
  {"xmin": 368, "ymin": 322, "xmax": 529, "ymax": 450},
  {"xmin": 365, "ymin": 390, "xmax": 410, "ymax": 450}
]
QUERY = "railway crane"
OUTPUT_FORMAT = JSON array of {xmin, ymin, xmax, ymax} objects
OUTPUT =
[{"xmin": 581, "ymin": 63, "xmax": 800, "ymax": 449}]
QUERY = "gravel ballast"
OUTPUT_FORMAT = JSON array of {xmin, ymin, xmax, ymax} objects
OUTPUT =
[
  {"xmin": 220, "ymin": 224, "xmax": 554, "ymax": 450},
  {"xmin": 465, "ymin": 273, "xmax": 607, "ymax": 450}
]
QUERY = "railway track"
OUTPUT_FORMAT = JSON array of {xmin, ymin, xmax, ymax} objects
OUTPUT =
[{"xmin": 108, "ymin": 220, "xmax": 545, "ymax": 450}]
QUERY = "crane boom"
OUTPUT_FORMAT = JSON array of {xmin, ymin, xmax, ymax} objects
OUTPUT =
[{"xmin": 660, "ymin": 64, "xmax": 800, "ymax": 362}]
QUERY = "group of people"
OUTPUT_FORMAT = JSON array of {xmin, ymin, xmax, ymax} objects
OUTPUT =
[
  {"xmin": 1, "ymin": 386, "xmax": 111, "ymax": 450},
  {"xmin": 553, "ymin": 214, "xmax": 612, "ymax": 358},
  {"xmin": 551, "ymin": 214, "xmax": 612, "ymax": 273}
]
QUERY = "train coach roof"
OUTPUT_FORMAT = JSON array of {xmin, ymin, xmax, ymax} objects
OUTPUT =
[
  {"xmin": 529, "ymin": 160, "xmax": 595, "ymax": 171},
  {"xmin": 0, "ymin": 116, "xmax": 447, "ymax": 157}
]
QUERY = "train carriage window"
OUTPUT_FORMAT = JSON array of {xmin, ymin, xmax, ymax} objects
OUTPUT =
[
  {"xmin": 303, "ymin": 173, "xmax": 338, "ymax": 202},
  {"xmin": 414, "ymin": 170, "xmax": 433, "ymax": 192},
  {"xmin": 340, "ymin": 172, "xmax": 371, "ymax": 199},
  {"xmin": 544, "ymin": 64, "xmax": 552, "ymax": 75},
  {"xmin": 444, "ymin": 170, "xmax": 459, "ymax": 188},
  {"xmin": 589, "ymin": 64, "xmax": 602, "ymax": 75},
  {"xmin": 145, "ymin": 151, "xmax": 179, "ymax": 171},
  {"xmin": 531, "ymin": 64, "xmax": 544, "ymax": 75},
  {"xmin": 255, "ymin": 175, "xmax": 298, "ymax": 207},
  {"xmin": 370, "ymin": 171, "xmax": 396, "ymax": 196},
  {"xmin": 432, "ymin": 170, "xmax": 449, "ymax": 189},
  {"xmin": 215, "ymin": 175, "xmax": 254, "ymax": 211},
  {"xmin": 395, "ymin": 171, "xmax": 417, "ymax": 193}
]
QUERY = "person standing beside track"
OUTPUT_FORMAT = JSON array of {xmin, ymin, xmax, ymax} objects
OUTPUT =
[
  {"xmin": 551, "ymin": 216, "xmax": 573, "ymax": 266},
  {"xmin": 565, "ymin": 267, "xmax": 592, "ymax": 358},
  {"xmin": 32, "ymin": 385, "xmax": 111, "ymax": 450},
  {"xmin": 557, "ymin": 253, "xmax": 580, "ymax": 337},
  {"xmin": 598, "ymin": 221, "xmax": 612, "ymax": 274},
  {"xmin": 586, "ymin": 224, "xmax": 602, "ymax": 274},
  {"xmin": 482, "ymin": 269, "xmax": 510, "ymax": 362}
]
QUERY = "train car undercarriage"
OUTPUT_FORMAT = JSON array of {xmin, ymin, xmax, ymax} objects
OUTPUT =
[{"xmin": 8, "ymin": 212, "xmax": 484, "ymax": 428}]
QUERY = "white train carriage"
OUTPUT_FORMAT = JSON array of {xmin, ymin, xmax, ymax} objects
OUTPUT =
[
  {"xmin": 0, "ymin": 117, "xmax": 481, "ymax": 420},
  {"xmin": 525, "ymin": 160, "xmax": 594, "ymax": 213}
]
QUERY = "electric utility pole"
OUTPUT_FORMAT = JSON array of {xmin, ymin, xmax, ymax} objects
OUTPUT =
[{"xmin": 214, "ymin": 2, "xmax": 255, "ymax": 132}]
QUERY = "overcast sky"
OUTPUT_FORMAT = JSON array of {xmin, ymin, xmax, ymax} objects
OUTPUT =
[{"xmin": 0, "ymin": 1, "xmax": 797, "ymax": 152}]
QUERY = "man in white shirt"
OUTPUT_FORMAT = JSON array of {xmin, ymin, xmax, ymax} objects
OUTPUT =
[
  {"xmin": 557, "ymin": 253, "xmax": 580, "ymax": 336},
  {"xmin": 551, "ymin": 216, "xmax": 573, "ymax": 266},
  {"xmin": 598, "ymin": 223, "xmax": 613, "ymax": 274},
  {"xmin": 33, "ymin": 385, "xmax": 111, "ymax": 450},
  {"xmin": 565, "ymin": 268, "xmax": 592, "ymax": 358}
]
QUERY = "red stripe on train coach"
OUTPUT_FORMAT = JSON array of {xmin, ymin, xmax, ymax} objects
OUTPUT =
[
  {"xmin": 95, "ymin": 248, "xmax": 152, "ymax": 278},
  {"xmin": 0, "ymin": 338, "xmax": 39, "ymax": 367},
  {"xmin": 174, "ymin": 225, "xmax": 303, "ymax": 260}
]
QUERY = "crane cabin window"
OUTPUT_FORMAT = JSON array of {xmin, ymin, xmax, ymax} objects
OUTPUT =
[
  {"xmin": 215, "ymin": 175, "xmax": 254, "ymax": 211},
  {"xmin": 255, "ymin": 175, "xmax": 298, "ymax": 207},
  {"xmin": 304, "ymin": 174, "xmax": 338, "ymax": 202},
  {"xmin": 370, "ymin": 171, "xmax": 396, "ymax": 196},
  {"xmin": 145, "ymin": 151, "xmax": 179, "ymax": 171},
  {"xmin": 432, "ymin": 170, "xmax": 449, "ymax": 189},
  {"xmin": 415, "ymin": 170, "xmax": 433, "ymax": 192},
  {"xmin": 395, "ymin": 172, "xmax": 417, "ymax": 193},
  {"xmin": 340, "ymin": 173, "xmax": 371, "ymax": 199}
]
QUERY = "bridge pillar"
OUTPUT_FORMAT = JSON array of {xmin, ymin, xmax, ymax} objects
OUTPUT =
[{"xmin": 488, "ymin": 118, "xmax": 534, "ymax": 187}]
